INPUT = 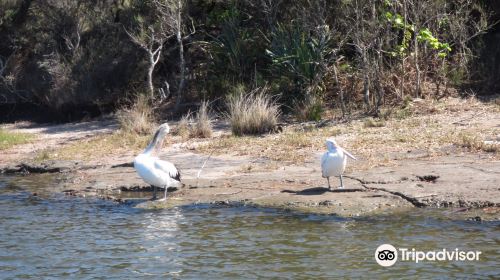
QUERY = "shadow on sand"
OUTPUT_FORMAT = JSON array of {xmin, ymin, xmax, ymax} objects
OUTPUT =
[{"xmin": 281, "ymin": 187, "xmax": 366, "ymax": 196}]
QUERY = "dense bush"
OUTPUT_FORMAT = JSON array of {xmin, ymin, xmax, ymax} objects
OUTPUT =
[{"xmin": 0, "ymin": 0, "xmax": 497, "ymax": 121}]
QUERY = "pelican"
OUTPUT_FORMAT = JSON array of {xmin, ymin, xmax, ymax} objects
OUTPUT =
[
  {"xmin": 321, "ymin": 138, "xmax": 357, "ymax": 190},
  {"xmin": 134, "ymin": 123, "xmax": 181, "ymax": 201}
]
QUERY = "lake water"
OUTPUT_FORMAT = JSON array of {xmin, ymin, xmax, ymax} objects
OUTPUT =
[{"xmin": 0, "ymin": 175, "xmax": 498, "ymax": 279}]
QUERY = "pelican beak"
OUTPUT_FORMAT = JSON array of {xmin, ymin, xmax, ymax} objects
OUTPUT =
[{"xmin": 341, "ymin": 148, "xmax": 357, "ymax": 160}]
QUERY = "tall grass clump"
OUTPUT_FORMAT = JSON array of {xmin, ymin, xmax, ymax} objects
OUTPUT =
[
  {"xmin": 227, "ymin": 87, "xmax": 280, "ymax": 136},
  {"xmin": 174, "ymin": 101, "xmax": 213, "ymax": 139},
  {"xmin": 116, "ymin": 95, "xmax": 157, "ymax": 135},
  {"xmin": 192, "ymin": 101, "xmax": 213, "ymax": 138},
  {"xmin": 175, "ymin": 113, "xmax": 192, "ymax": 139}
]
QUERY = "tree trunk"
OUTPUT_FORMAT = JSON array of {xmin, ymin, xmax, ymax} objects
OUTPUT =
[
  {"xmin": 400, "ymin": 0, "xmax": 407, "ymax": 100},
  {"xmin": 414, "ymin": 43, "xmax": 421, "ymax": 98},
  {"xmin": 362, "ymin": 51, "xmax": 370, "ymax": 110},
  {"xmin": 414, "ymin": 23, "xmax": 421, "ymax": 98},
  {"xmin": 147, "ymin": 54, "xmax": 155, "ymax": 99},
  {"xmin": 174, "ymin": 1, "xmax": 185, "ymax": 111},
  {"xmin": 374, "ymin": 39, "xmax": 384, "ymax": 110}
]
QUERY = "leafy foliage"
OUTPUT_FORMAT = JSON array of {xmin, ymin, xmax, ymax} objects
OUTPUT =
[
  {"xmin": 0, "ymin": 0, "xmax": 495, "ymax": 121},
  {"xmin": 266, "ymin": 22, "xmax": 332, "ymax": 103}
]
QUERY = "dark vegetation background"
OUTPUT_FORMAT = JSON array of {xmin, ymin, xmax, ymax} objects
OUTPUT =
[{"xmin": 0, "ymin": 0, "xmax": 498, "ymax": 122}]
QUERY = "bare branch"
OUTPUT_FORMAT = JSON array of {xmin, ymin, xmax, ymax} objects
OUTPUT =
[
  {"xmin": 182, "ymin": 17, "xmax": 196, "ymax": 41},
  {"xmin": 123, "ymin": 27, "xmax": 148, "ymax": 51},
  {"xmin": 152, "ymin": 46, "xmax": 162, "ymax": 65}
]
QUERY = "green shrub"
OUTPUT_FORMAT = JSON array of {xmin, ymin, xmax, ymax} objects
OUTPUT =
[{"xmin": 295, "ymin": 98, "xmax": 324, "ymax": 122}]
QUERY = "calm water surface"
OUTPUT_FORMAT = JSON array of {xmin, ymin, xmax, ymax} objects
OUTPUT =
[{"xmin": 0, "ymin": 175, "xmax": 498, "ymax": 279}]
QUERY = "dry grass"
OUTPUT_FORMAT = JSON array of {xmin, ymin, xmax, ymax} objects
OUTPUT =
[
  {"xmin": 363, "ymin": 118, "xmax": 385, "ymax": 128},
  {"xmin": 198, "ymin": 97, "xmax": 500, "ymax": 167},
  {"xmin": 0, "ymin": 129, "xmax": 34, "ymax": 150},
  {"xmin": 174, "ymin": 101, "xmax": 213, "ymax": 139},
  {"xmin": 455, "ymin": 132, "xmax": 499, "ymax": 153},
  {"xmin": 238, "ymin": 162, "xmax": 281, "ymax": 173},
  {"xmin": 192, "ymin": 101, "xmax": 213, "ymax": 138},
  {"xmin": 198, "ymin": 126, "xmax": 343, "ymax": 163},
  {"xmin": 35, "ymin": 131, "xmax": 151, "ymax": 162},
  {"xmin": 175, "ymin": 113, "xmax": 192, "ymax": 139},
  {"xmin": 227, "ymin": 87, "xmax": 280, "ymax": 136},
  {"xmin": 33, "ymin": 100, "xmax": 212, "ymax": 163},
  {"xmin": 116, "ymin": 95, "xmax": 156, "ymax": 135},
  {"xmin": 34, "ymin": 96, "xmax": 500, "ymax": 167}
]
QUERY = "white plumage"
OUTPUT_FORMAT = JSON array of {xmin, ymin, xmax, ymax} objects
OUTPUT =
[
  {"xmin": 321, "ymin": 138, "xmax": 357, "ymax": 190},
  {"xmin": 134, "ymin": 123, "xmax": 181, "ymax": 201}
]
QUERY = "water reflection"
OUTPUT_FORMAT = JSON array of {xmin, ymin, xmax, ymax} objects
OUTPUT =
[
  {"xmin": 134, "ymin": 209, "xmax": 185, "ymax": 277},
  {"xmin": 0, "ymin": 175, "xmax": 499, "ymax": 279}
]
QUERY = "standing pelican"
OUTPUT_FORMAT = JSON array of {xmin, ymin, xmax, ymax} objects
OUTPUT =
[
  {"xmin": 134, "ymin": 123, "xmax": 181, "ymax": 201},
  {"xmin": 321, "ymin": 138, "xmax": 357, "ymax": 190}
]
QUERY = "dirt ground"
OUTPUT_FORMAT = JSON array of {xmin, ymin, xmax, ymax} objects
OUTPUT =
[{"xmin": 1, "ymin": 97, "xmax": 499, "ymax": 220}]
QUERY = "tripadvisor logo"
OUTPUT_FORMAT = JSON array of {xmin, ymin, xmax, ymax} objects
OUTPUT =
[
  {"xmin": 375, "ymin": 244, "xmax": 482, "ymax": 267},
  {"xmin": 375, "ymin": 244, "xmax": 398, "ymax": 267}
]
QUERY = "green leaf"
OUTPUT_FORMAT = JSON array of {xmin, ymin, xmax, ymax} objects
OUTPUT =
[
  {"xmin": 385, "ymin": 12, "xmax": 393, "ymax": 20},
  {"xmin": 394, "ymin": 15, "xmax": 403, "ymax": 26}
]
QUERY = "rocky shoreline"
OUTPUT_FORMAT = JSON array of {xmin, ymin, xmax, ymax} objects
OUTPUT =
[{"xmin": 2, "ymin": 148, "xmax": 499, "ymax": 221}]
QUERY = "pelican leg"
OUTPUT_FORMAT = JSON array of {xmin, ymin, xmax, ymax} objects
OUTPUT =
[
  {"xmin": 163, "ymin": 186, "xmax": 168, "ymax": 201},
  {"xmin": 327, "ymin": 177, "xmax": 331, "ymax": 190},
  {"xmin": 339, "ymin": 175, "xmax": 344, "ymax": 189},
  {"xmin": 152, "ymin": 186, "xmax": 157, "ymax": 200}
]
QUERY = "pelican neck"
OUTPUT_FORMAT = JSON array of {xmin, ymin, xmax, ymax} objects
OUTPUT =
[
  {"xmin": 328, "ymin": 146, "xmax": 339, "ymax": 153},
  {"xmin": 143, "ymin": 128, "xmax": 166, "ymax": 155}
]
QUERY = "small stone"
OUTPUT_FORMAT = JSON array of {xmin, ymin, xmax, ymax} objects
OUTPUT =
[
  {"xmin": 416, "ymin": 175, "xmax": 439, "ymax": 183},
  {"xmin": 319, "ymin": 200, "xmax": 334, "ymax": 206}
]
